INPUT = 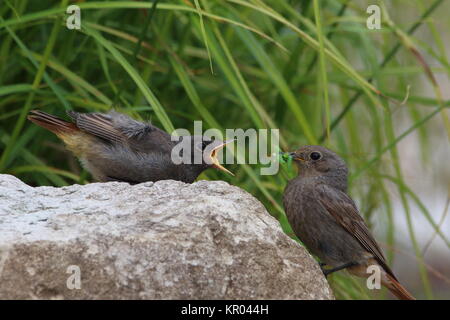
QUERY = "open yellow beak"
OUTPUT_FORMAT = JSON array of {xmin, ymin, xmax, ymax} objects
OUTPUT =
[{"xmin": 209, "ymin": 139, "xmax": 234, "ymax": 176}]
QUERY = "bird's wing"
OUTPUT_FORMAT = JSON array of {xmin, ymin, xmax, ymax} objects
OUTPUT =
[
  {"xmin": 67, "ymin": 111, "xmax": 126, "ymax": 143},
  {"xmin": 67, "ymin": 111, "xmax": 172, "ymax": 152},
  {"xmin": 315, "ymin": 183, "xmax": 397, "ymax": 280}
]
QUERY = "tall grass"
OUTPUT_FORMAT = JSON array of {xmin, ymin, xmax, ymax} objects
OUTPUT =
[{"xmin": 1, "ymin": 0, "xmax": 449, "ymax": 299}]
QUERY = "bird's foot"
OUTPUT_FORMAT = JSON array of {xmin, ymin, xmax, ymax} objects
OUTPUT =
[{"xmin": 319, "ymin": 263, "xmax": 329, "ymax": 277}]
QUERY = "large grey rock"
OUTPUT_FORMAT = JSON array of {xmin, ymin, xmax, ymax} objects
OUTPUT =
[{"xmin": 0, "ymin": 174, "xmax": 333, "ymax": 299}]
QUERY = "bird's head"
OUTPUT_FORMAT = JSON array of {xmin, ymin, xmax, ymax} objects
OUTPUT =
[
  {"xmin": 194, "ymin": 136, "xmax": 234, "ymax": 176},
  {"xmin": 284, "ymin": 145, "xmax": 348, "ymax": 179},
  {"xmin": 174, "ymin": 135, "xmax": 234, "ymax": 177}
]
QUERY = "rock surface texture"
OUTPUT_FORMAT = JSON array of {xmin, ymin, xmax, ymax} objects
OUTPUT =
[{"xmin": 0, "ymin": 174, "xmax": 333, "ymax": 299}]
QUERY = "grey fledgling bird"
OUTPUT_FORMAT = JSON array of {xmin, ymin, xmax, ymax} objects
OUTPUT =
[
  {"xmin": 282, "ymin": 145, "xmax": 414, "ymax": 300},
  {"xmin": 28, "ymin": 110, "xmax": 233, "ymax": 183}
]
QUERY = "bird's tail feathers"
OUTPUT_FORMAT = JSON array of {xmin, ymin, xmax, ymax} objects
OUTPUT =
[
  {"xmin": 384, "ymin": 273, "xmax": 416, "ymax": 300},
  {"xmin": 28, "ymin": 110, "xmax": 78, "ymax": 135}
]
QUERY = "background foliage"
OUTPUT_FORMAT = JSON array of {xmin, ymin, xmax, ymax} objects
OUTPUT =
[{"xmin": 1, "ymin": 0, "xmax": 449, "ymax": 299}]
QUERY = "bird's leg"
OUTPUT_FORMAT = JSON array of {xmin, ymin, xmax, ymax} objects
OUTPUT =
[
  {"xmin": 319, "ymin": 262, "xmax": 327, "ymax": 273},
  {"xmin": 322, "ymin": 261, "xmax": 358, "ymax": 277},
  {"xmin": 319, "ymin": 262, "xmax": 330, "ymax": 275}
]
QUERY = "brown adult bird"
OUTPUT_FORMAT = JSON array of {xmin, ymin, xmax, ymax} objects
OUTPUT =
[
  {"xmin": 282, "ymin": 145, "xmax": 415, "ymax": 300},
  {"xmin": 28, "ymin": 110, "xmax": 233, "ymax": 183}
]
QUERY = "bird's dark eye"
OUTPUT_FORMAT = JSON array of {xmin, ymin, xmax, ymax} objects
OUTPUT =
[
  {"xmin": 309, "ymin": 151, "xmax": 322, "ymax": 161},
  {"xmin": 198, "ymin": 140, "xmax": 212, "ymax": 151}
]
